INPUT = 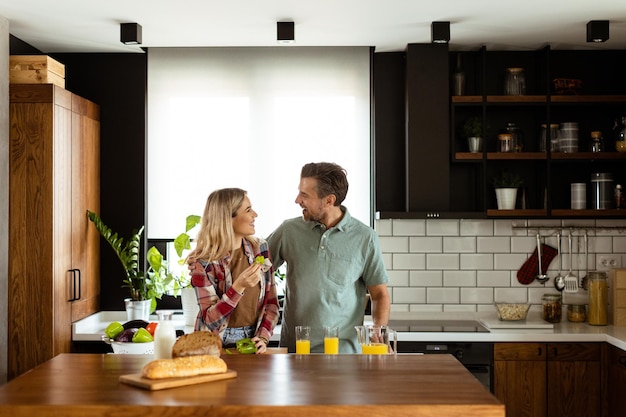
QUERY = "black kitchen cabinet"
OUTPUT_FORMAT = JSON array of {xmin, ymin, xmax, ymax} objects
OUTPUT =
[
  {"xmin": 375, "ymin": 45, "xmax": 626, "ymax": 219},
  {"xmin": 451, "ymin": 47, "xmax": 626, "ymax": 219},
  {"xmin": 607, "ymin": 344, "xmax": 626, "ymax": 416}
]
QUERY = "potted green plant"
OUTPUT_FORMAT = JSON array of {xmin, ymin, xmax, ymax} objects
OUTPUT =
[
  {"xmin": 463, "ymin": 116, "xmax": 483, "ymax": 153},
  {"xmin": 491, "ymin": 171, "xmax": 524, "ymax": 210},
  {"xmin": 172, "ymin": 215, "xmax": 202, "ymax": 326},
  {"xmin": 86, "ymin": 210, "xmax": 176, "ymax": 318}
]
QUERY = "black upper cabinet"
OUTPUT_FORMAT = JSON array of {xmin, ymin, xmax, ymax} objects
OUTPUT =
[{"xmin": 375, "ymin": 44, "xmax": 626, "ymax": 219}]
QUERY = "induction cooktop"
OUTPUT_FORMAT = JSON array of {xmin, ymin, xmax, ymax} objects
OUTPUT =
[{"xmin": 387, "ymin": 319, "xmax": 490, "ymax": 333}]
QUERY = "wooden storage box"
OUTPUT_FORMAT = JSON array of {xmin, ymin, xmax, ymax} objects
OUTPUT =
[
  {"xmin": 10, "ymin": 55, "xmax": 65, "ymax": 88},
  {"xmin": 610, "ymin": 268, "xmax": 626, "ymax": 326}
]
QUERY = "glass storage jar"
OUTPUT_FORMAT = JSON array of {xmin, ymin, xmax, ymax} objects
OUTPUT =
[
  {"xmin": 542, "ymin": 294, "xmax": 562, "ymax": 323},
  {"xmin": 590, "ymin": 131, "xmax": 604, "ymax": 152},
  {"xmin": 567, "ymin": 304, "xmax": 587, "ymax": 322},
  {"xmin": 504, "ymin": 68, "xmax": 526, "ymax": 95},
  {"xmin": 498, "ymin": 133, "xmax": 514, "ymax": 152},
  {"xmin": 614, "ymin": 116, "xmax": 626, "ymax": 152},
  {"xmin": 587, "ymin": 271, "xmax": 608, "ymax": 326}
]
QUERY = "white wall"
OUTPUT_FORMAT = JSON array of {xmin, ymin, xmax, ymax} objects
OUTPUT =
[
  {"xmin": 377, "ymin": 218, "xmax": 626, "ymax": 316},
  {"xmin": 1, "ymin": 15, "xmax": 10, "ymax": 384}
]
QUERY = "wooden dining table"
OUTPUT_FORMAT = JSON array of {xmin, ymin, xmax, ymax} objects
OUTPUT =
[{"xmin": 0, "ymin": 353, "xmax": 504, "ymax": 417}]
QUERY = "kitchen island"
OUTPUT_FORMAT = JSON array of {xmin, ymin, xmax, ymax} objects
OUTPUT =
[{"xmin": 0, "ymin": 353, "xmax": 504, "ymax": 417}]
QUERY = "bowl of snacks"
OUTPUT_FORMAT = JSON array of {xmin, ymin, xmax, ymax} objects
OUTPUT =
[{"xmin": 494, "ymin": 302, "xmax": 530, "ymax": 321}]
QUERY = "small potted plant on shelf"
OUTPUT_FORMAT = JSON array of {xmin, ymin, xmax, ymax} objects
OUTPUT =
[
  {"xmin": 463, "ymin": 116, "xmax": 483, "ymax": 153},
  {"xmin": 491, "ymin": 171, "xmax": 524, "ymax": 210},
  {"xmin": 86, "ymin": 210, "xmax": 177, "ymax": 320}
]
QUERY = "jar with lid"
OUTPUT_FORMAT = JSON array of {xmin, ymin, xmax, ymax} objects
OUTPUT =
[
  {"xmin": 588, "ymin": 271, "xmax": 608, "ymax": 325},
  {"xmin": 540, "ymin": 123, "xmax": 560, "ymax": 152},
  {"xmin": 504, "ymin": 68, "xmax": 526, "ymax": 95},
  {"xmin": 567, "ymin": 304, "xmax": 587, "ymax": 323},
  {"xmin": 506, "ymin": 122, "xmax": 524, "ymax": 152},
  {"xmin": 613, "ymin": 116, "xmax": 626, "ymax": 152},
  {"xmin": 154, "ymin": 310, "xmax": 177, "ymax": 359},
  {"xmin": 542, "ymin": 294, "xmax": 562, "ymax": 323},
  {"xmin": 590, "ymin": 131, "xmax": 604, "ymax": 152},
  {"xmin": 591, "ymin": 172, "xmax": 614, "ymax": 209},
  {"xmin": 498, "ymin": 133, "xmax": 514, "ymax": 152}
]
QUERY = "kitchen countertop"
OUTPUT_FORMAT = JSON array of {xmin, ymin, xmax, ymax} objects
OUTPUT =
[
  {"xmin": 0, "ymin": 353, "xmax": 504, "ymax": 417},
  {"xmin": 73, "ymin": 310, "xmax": 626, "ymax": 351}
]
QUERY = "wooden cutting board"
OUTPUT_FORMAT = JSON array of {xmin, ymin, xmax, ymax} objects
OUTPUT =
[{"xmin": 119, "ymin": 369, "xmax": 237, "ymax": 390}]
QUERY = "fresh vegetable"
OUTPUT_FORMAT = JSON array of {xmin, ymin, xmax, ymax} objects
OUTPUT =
[
  {"xmin": 122, "ymin": 319, "xmax": 149, "ymax": 330},
  {"xmin": 115, "ymin": 328, "xmax": 137, "ymax": 342},
  {"xmin": 104, "ymin": 321, "xmax": 124, "ymax": 339},
  {"xmin": 145, "ymin": 322, "xmax": 158, "ymax": 337},
  {"xmin": 254, "ymin": 255, "xmax": 265, "ymax": 265},
  {"xmin": 236, "ymin": 338, "xmax": 257, "ymax": 354},
  {"xmin": 132, "ymin": 327, "xmax": 154, "ymax": 343}
]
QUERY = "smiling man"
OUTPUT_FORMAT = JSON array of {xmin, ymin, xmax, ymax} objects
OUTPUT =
[{"xmin": 267, "ymin": 162, "xmax": 390, "ymax": 353}]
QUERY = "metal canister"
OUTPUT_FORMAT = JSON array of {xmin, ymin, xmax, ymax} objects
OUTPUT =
[
  {"xmin": 587, "ymin": 271, "xmax": 608, "ymax": 325},
  {"xmin": 591, "ymin": 173, "xmax": 614, "ymax": 209}
]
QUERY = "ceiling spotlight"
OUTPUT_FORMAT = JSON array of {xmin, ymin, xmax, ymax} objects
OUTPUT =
[
  {"xmin": 277, "ymin": 21, "xmax": 295, "ymax": 44},
  {"xmin": 587, "ymin": 20, "xmax": 609, "ymax": 43},
  {"xmin": 120, "ymin": 23, "xmax": 142, "ymax": 45},
  {"xmin": 431, "ymin": 21, "xmax": 450, "ymax": 44}
]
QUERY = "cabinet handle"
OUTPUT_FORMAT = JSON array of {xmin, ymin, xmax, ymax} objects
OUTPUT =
[
  {"xmin": 68, "ymin": 269, "xmax": 81, "ymax": 301},
  {"xmin": 538, "ymin": 347, "xmax": 542, "ymax": 356},
  {"xmin": 552, "ymin": 347, "xmax": 558, "ymax": 357},
  {"xmin": 619, "ymin": 356, "xmax": 626, "ymax": 367}
]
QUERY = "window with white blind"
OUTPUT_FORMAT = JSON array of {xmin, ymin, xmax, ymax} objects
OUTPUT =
[{"xmin": 147, "ymin": 47, "xmax": 372, "ymax": 241}]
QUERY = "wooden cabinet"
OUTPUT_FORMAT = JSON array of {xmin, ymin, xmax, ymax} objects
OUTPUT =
[
  {"xmin": 494, "ymin": 342, "xmax": 602, "ymax": 417},
  {"xmin": 607, "ymin": 344, "xmax": 626, "ymax": 416},
  {"xmin": 450, "ymin": 47, "xmax": 626, "ymax": 219},
  {"xmin": 8, "ymin": 84, "xmax": 100, "ymax": 380}
]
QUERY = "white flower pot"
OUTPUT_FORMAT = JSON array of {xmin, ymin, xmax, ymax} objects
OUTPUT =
[
  {"xmin": 124, "ymin": 298, "xmax": 151, "ymax": 322},
  {"xmin": 181, "ymin": 287, "xmax": 200, "ymax": 326},
  {"xmin": 495, "ymin": 188, "xmax": 518, "ymax": 210}
]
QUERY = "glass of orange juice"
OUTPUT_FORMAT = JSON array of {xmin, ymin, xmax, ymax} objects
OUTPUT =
[
  {"xmin": 324, "ymin": 326, "xmax": 339, "ymax": 354},
  {"xmin": 361, "ymin": 343, "xmax": 389, "ymax": 354},
  {"xmin": 295, "ymin": 325, "xmax": 311, "ymax": 354}
]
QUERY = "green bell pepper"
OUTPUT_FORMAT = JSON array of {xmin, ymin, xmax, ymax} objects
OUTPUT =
[{"xmin": 236, "ymin": 338, "xmax": 257, "ymax": 354}]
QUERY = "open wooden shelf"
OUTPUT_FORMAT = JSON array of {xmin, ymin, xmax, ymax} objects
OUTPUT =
[{"xmin": 487, "ymin": 209, "xmax": 547, "ymax": 217}]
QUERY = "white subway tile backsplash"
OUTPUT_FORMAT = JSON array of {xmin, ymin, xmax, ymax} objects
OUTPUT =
[
  {"xmin": 393, "ymin": 287, "xmax": 426, "ymax": 304},
  {"xmin": 461, "ymin": 288, "xmax": 494, "ymax": 304},
  {"xmin": 460, "ymin": 254, "xmax": 493, "ymax": 270},
  {"xmin": 426, "ymin": 254, "xmax": 460, "ymax": 270},
  {"xmin": 378, "ymin": 218, "xmax": 626, "ymax": 310},
  {"xmin": 379, "ymin": 236, "xmax": 409, "ymax": 253},
  {"xmin": 392, "ymin": 219, "xmax": 425, "ymax": 236},
  {"xmin": 393, "ymin": 253, "xmax": 426, "ymax": 270},
  {"xmin": 410, "ymin": 270, "xmax": 443, "ymax": 287},
  {"xmin": 477, "ymin": 236, "xmax": 510, "ymax": 253},
  {"xmin": 443, "ymin": 237, "xmax": 476, "ymax": 253},
  {"xmin": 444, "ymin": 304, "xmax": 477, "ymax": 312},
  {"xmin": 409, "ymin": 236, "xmax": 442, "ymax": 253},
  {"xmin": 460, "ymin": 220, "xmax": 494, "ymax": 236},
  {"xmin": 426, "ymin": 219, "xmax": 459, "ymax": 236},
  {"xmin": 443, "ymin": 270, "xmax": 476, "ymax": 286},
  {"xmin": 427, "ymin": 287, "xmax": 459, "ymax": 304},
  {"xmin": 375, "ymin": 219, "xmax": 392, "ymax": 236}
]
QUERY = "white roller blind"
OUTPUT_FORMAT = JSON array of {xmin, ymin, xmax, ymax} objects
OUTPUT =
[{"xmin": 147, "ymin": 47, "xmax": 372, "ymax": 239}]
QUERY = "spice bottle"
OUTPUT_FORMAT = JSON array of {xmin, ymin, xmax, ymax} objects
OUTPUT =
[
  {"xmin": 542, "ymin": 294, "xmax": 562, "ymax": 323},
  {"xmin": 587, "ymin": 271, "xmax": 608, "ymax": 326},
  {"xmin": 616, "ymin": 184, "xmax": 625, "ymax": 209},
  {"xmin": 590, "ymin": 131, "xmax": 604, "ymax": 152}
]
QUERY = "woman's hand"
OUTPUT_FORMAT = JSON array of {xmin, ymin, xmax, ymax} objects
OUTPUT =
[
  {"xmin": 251, "ymin": 336, "xmax": 268, "ymax": 354},
  {"xmin": 232, "ymin": 263, "xmax": 263, "ymax": 294}
]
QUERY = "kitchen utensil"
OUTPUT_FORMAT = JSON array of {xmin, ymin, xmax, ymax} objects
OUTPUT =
[
  {"xmin": 535, "ymin": 234, "xmax": 549, "ymax": 283},
  {"xmin": 580, "ymin": 232, "xmax": 589, "ymax": 290},
  {"xmin": 554, "ymin": 233, "xmax": 565, "ymax": 291},
  {"xmin": 564, "ymin": 232, "xmax": 578, "ymax": 293}
]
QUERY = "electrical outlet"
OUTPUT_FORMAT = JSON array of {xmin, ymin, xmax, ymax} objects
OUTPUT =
[{"xmin": 595, "ymin": 255, "xmax": 622, "ymax": 271}]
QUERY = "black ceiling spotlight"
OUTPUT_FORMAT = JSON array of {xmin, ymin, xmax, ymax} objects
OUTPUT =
[
  {"xmin": 431, "ymin": 21, "xmax": 450, "ymax": 44},
  {"xmin": 277, "ymin": 21, "xmax": 295, "ymax": 44},
  {"xmin": 120, "ymin": 23, "xmax": 142, "ymax": 45},
  {"xmin": 587, "ymin": 20, "xmax": 609, "ymax": 43}
]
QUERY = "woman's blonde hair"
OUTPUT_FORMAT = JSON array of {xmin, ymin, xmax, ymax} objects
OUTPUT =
[{"xmin": 187, "ymin": 188, "xmax": 248, "ymax": 263}]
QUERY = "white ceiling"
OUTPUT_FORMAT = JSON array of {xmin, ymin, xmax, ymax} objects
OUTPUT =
[{"xmin": 1, "ymin": 0, "xmax": 625, "ymax": 54}]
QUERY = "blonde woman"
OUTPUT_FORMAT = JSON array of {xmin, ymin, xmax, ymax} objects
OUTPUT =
[{"xmin": 187, "ymin": 188, "xmax": 279, "ymax": 353}]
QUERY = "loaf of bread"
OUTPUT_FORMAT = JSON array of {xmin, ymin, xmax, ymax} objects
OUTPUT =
[
  {"xmin": 172, "ymin": 331, "xmax": 222, "ymax": 358},
  {"xmin": 141, "ymin": 354, "xmax": 228, "ymax": 379}
]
